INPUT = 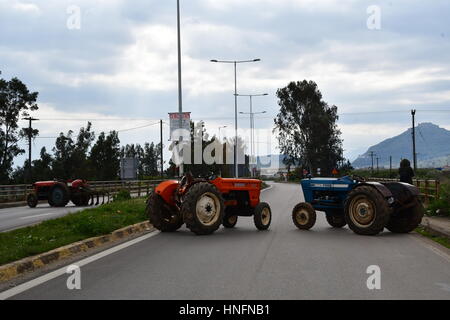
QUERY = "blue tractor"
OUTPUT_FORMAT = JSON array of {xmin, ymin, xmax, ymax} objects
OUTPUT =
[{"xmin": 292, "ymin": 176, "xmax": 424, "ymax": 235}]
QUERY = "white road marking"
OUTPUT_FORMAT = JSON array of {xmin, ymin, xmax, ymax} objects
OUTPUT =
[
  {"xmin": 20, "ymin": 212, "xmax": 59, "ymax": 220},
  {"xmin": 0, "ymin": 230, "xmax": 160, "ymax": 300},
  {"xmin": 261, "ymin": 185, "xmax": 274, "ymax": 192}
]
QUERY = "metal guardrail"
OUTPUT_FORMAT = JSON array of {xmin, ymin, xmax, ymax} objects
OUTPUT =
[
  {"xmin": 0, "ymin": 180, "xmax": 164, "ymax": 204},
  {"xmin": 367, "ymin": 178, "xmax": 440, "ymax": 203}
]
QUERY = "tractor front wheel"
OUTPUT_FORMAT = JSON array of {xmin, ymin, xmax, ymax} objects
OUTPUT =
[
  {"xmin": 147, "ymin": 191, "xmax": 183, "ymax": 232},
  {"xmin": 385, "ymin": 198, "xmax": 424, "ymax": 233},
  {"xmin": 253, "ymin": 202, "xmax": 272, "ymax": 230},
  {"xmin": 223, "ymin": 215, "xmax": 238, "ymax": 228},
  {"xmin": 292, "ymin": 202, "xmax": 316, "ymax": 230},
  {"xmin": 344, "ymin": 186, "xmax": 390, "ymax": 235},
  {"xmin": 181, "ymin": 182, "xmax": 224, "ymax": 235},
  {"xmin": 27, "ymin": 193, "xmax": 38, "ymax": 208}
]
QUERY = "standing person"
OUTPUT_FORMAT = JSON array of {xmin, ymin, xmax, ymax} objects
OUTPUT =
[{"xmin": 399, "ymin": 159, "xmax": 414, "ymax": 184}]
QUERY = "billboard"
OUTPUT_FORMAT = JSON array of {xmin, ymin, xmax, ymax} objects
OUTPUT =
[
  {"xmin": 169, "ymin": 112, "xmax": 191, "ymax": 141},
  {"xmin": 120, "ymin": 157, "xmax": 139, "ymax": 180}
]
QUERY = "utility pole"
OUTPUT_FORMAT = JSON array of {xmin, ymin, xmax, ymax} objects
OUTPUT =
[
  {"xmin": 160, "ymin": 120, "xmax": 164, "ymax": 178},
  {"xmin": 389, "ymin": 156, "xmax": 392, "ymax": 176},
  {"xmin": 177, "ymin": 0, "xmax": 184, "ymax": 177},
  {"xmin": 376, "ymin": 157, "xmax": 379, "ymax": 172},
  {"xmin": 369, "ymin": 151, "xmax": 376, "ymax": 174},
  {"xmin": 23, "ymin": 117, "xmax": 39, "ymax": 183},
  {"xmin": 411, "ymin": 109, "xmax": 417, "ymax": 171}
]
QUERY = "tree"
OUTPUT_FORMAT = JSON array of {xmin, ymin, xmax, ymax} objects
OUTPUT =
[
  {"xmin": 0, "ymin": 73, "xmax": 38, "ymax": 183},
  {"xmin": 11, "ymin": 147, "xmax": 54, "ymax": 182},
  {"xmin": 89, "ymin": 131, "xmax": 120, "ymax": 180},
  {"xmin": 52, "ymin": 122, "xmax": 94, "ymax": 179},
  {"xmin": 274, "ymin": 80, "xmax": 343, "ymax": 176}
]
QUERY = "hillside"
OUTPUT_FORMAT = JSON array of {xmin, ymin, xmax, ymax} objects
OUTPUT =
[{"xmin": 352, "ymin": 123, "xmax": 450, "ymax": 168}]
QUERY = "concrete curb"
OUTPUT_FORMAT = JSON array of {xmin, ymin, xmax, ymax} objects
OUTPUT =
[
  {"xmin": 420, "ymin": 216, "xmax": 450, "ymax": 239},
  {"xmin": 0, "ymin": 221, "xmax": 154, "ymax": 283}
]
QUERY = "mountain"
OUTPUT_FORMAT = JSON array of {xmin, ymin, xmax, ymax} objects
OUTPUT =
[{"xmin": 352, "ymin": 123, "xmax": 450, "ymax": 169}]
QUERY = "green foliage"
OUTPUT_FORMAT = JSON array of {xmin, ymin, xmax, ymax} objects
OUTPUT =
[
  {"xmin": 89, "ymin": 131, "xmax": 120, "ymax": 180},
  {"xmin": 416, "ymin": 227, "xmax": 450, "ymax": 249},
  {"xmin": 0, "ymin": 73, "xmax": 39, "ymax": 183},
  {"xmin": 120, "ymin": 142, "xmax": 162, "ymax": 179},
  {"xmin": 113, "ymin": 189, "xmax": 132, "ymax": 202},
  {"xmin": 52, "ymin": 122, "xmax": 95, "ymax": 180},
  {"xmin": 274, "ymin": 80, "xmax": 343, "ymax": 176},
  {"xmin": 0, "ymin": 198, "xmax": 147, "ymax": 265},
  {"xmin": 427, "ymin": 183, "xmax": 450, "ymax": 217}
]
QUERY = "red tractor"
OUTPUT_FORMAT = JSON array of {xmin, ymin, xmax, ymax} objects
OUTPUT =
[
  {"xmin": 26, "ymin": 179, "xmax": 104, "ymax": 208},
  {"xmin": 146, "ymin": 173, "xmax": 271, "ymax": 235}
]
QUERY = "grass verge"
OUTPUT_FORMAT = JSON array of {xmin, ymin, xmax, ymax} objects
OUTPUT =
[
  {"xmin": 416, "ymin": 227, "xmax": 450, "ymax": 249},
  {"xmin": 0, "ymin": 198, "xmax": 147, "ymax": 266}
]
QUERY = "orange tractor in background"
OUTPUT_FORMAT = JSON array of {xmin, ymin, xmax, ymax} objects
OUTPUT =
[{"xmin": 146, "ymin": 173, "xmax": 271, "ymax": 235}]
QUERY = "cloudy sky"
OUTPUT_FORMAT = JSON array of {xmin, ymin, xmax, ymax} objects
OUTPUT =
[{"xmin": 1, "ymin": 0, "xmax": 449, "ymax": 167}]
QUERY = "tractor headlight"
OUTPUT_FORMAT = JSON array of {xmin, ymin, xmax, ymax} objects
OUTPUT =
[{"xmin": 387, "ymin": 197, "xmax": 395, "ymax": 205}]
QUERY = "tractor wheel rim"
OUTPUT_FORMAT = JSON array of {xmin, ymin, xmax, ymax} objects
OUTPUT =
[
  {"xmin": 196, "ymin": 192, "xmax": 221, "ymax": 226},
  {"xmin": 261, "ymin": 208, "xmax": 271, "ymax": 225},
  {"xmin": 228, "ymin": 215, "xmax": 237, "ymax": 225},
  {"xmin": 295, "ymin": 209, "xmax": 309, "ymax": 225},
  {"xmin": 54, "ymin": 189, "xmax": 63, "ymax": 202},
  {"xmin": 349, "ymin": 196, "xmax": 375, "ymax": 227}
]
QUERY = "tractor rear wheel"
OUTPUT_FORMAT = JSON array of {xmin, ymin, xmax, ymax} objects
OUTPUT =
[
  {"xmin": 181, "ymin": 182, "xmax": 224, "ymax": 235},
  {"xmin": 223, "ymin": 215, "xmax": 238, "ymax": 228},
  {"xmin": 344, "ymin": 186, "xmax": 390, "ymax": 235},
  {"xmin": 385, "ymin": 198, "xmax": 424, "ymax": 233},
  {"xmin": 72, "ymin": 192, "xmax": 90, "ymax": 207},
  {"xmin": 325, "ymin": 212, "xmax": 347, "ymax": 228},
  {"xmin": 27, "ymin": 193, "xmax": 38, "ymax": 208},
  {"xmin": 292, "ymin": 202, "xmax": 316, "ymax": 230},
  {"xmin": 48, "ymin": 183, "xmax": 70, "ymax": 207},
  {"xmin": 146, "ymin": 191, "xmax": 183, "ymax": 232},
  {"xmin": 253, "ymin": 202, "xmax": 272, "ymax": 230}
]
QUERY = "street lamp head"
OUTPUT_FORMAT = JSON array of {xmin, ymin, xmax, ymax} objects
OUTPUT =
[
  {"xmin": 253, "ymin": 59, "xmax": 261, "ymax": 62},
  {"xmin": 263, "ymin": 93, "xmax": 268, "ymax": 96},
  {"xmin": 210, "ymin": 59, "xmax": 218, "ymax": 63}
]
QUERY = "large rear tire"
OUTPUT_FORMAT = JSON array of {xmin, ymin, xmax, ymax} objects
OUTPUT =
[
  {"xmin": 344, "ymin": 186, "xmax": 390, "ymax": 235},
  {"xmin": 385, "ymin": 199, "xmax": 424, "ymax": 233},
  {"xmin": 253, "ymin": 202, "xmax": 272, "ymax": 230},
  {"xmin": 292, "ymin": 202, "xmax": 316, "ymax": 230},
  {"xmin": 48, "ymin": 183, "xmax": 70, "ymax": 207},
  {"xmin": 72, "ymin": 192, "xmax": 90, "ymax": 207},
  {"xmin": 146, "ymin": 191, "xmax": 183, "ymax": 232},
  {"xmin": 181, "ymin": 182, "xmax": 224, "ymax": 235}
]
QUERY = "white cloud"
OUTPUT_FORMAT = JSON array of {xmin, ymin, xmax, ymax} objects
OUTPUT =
[{"xmin": 11, "ymin": 1, "xmax": 40, "ymax": 14}]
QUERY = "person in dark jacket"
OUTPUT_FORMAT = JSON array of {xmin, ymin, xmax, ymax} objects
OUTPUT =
[{"xmin": 399, "ymin": 159, "xmax": 414, "ymax": 184}]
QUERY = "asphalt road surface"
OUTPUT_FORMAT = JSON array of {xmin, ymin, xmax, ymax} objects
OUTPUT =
[
  {"xmin": 5, "ymin": 182, "xmax": 450, "ymax": 300},
  {"xmin": 0, "ymin": 203, "xmax": 95, "ymax": 232}
]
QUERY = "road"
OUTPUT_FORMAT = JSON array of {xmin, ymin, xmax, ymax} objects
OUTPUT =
[
  {"xmin": 4, "ymin": 182, "xmax": 450, "ymax": 299},
  {"xmin": 0, "ymin": 193, "xmax": 139, "ymax": 232},
  {"xmin": 0, "ymin": 203, "xmax": 95, "ymax": 232}
]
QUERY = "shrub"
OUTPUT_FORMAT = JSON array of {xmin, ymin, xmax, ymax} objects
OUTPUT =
[
  {"xmin": 113, "ymin": 189, "xmax": 132, "ymax": 202},
  {"xmin": 427, "ymin": 183, "xmax": 450, "ymax": 216}
]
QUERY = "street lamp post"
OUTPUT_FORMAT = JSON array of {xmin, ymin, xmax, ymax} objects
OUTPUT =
[
  {"xmin": 240, "ymin": 110, "xmax": 267, "ymax": 177},
  {"xmin": 210, "ymin": 59, "xmax": 261, "ymax": 177},
  {"xmin": 236, "ymin": 93, "xmax": 268, "ymax": 172}
]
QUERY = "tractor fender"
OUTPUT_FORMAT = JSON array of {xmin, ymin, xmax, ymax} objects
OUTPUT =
[
  {"xmin": 155, "ymin": 180, "xmax": 179, "ymax": 206},
  {"xmin": 358, "ymin": 182, "xmax": 393, "ymax": 199}
]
